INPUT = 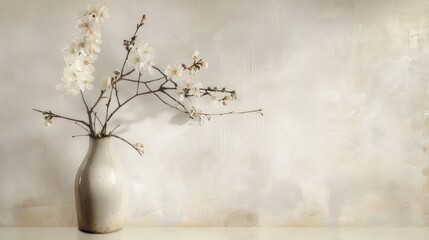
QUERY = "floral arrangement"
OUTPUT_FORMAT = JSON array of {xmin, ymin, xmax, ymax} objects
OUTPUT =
[{"xmin": 34, "ymin": 5, "xmax": 262, "ymax": 156}]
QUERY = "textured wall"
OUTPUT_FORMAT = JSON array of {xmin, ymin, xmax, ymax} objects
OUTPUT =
[{"xmin": 1, "ymin": 0, "xmax": 429, "ymax": 227}]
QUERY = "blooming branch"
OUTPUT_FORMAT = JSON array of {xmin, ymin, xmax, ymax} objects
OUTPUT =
[{"xmin": 33, "ymin": 5, "xmax": 262, "ymax": 157}]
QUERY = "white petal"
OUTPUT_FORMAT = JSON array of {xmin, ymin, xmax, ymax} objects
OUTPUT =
[
  {"xmin": 44, "ymin": 121, "xmax": 52, "ymax": 127},
  {"xmin": 86, "ymin": 83, "xmax": 94, "ymax": 90},
  {"xmin": 202, "ymin": 61, "xmax": 208, "ymax": 69}
]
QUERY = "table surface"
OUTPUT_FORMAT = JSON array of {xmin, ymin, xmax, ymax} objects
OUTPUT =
[{"xmin": 1, "ymin": 227, "xmax": 429, "ymax": 240}]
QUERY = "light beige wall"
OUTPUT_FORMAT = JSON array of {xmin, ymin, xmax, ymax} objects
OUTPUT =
[{"xmin": 1, "ymin": 0, "xmax": 429, "ymax": 227}]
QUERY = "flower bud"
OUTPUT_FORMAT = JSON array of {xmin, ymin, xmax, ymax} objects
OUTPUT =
[
  {"xmin": 44, "ymin": 116, "xmax": 53, "ymax": 127},
  {"xmin": 202, "ymin": 61, "xmax": 208, "ymax": 69}
]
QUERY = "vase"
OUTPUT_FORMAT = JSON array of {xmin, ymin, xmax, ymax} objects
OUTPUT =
[{"xmin": 74, "ymin": 136, "xmax": 129, "ymax": 233}]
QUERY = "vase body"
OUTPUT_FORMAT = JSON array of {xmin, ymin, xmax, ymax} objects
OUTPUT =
[{"xmin": 74, "ymin": 136, "xmax": 128, "ymax": 233}]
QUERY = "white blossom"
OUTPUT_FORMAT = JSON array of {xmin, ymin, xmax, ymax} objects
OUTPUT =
[
  {"xmin": 199, "ymin": 114, "xmax": 211, "ymax": 124},
  {"xmin": 191, "ymin": 50, "xmax": 199, "ymax": 61},
  {"xmin": 164, "ymin": 64, "xmax": 183, "ymax": 80},
  {"xmin": 56, "ymin": 79, "xmax": 81, "ymax": 96},
  {"xmin": 62, "ymin": 40, "xmax": 79, "ymax": 64},
  {"xmin": 134, "ymin": 142, "xmax": 145, "ymax": 155},
  {"xmin": 76, "ymin": 38, "xmax": 99, "ymax": 60},
  {"xmin": 189, "ymin": 109, "xmax": 211, "ymax": 125},
  {"xmin": 128, "ymin": 41, "xmax": 155, "ymax": 73},
  {"xmin": 190, "ymin": 82, "xmax": 204, "ymax": 97},
  {"xmin": 77, "ymin": 75, "xmax": 95, "ymax": 91},
  {"xmin": 57, "ymin": 64, "xmax": 94, "ymax": 95},
  {"xmin": 44, "ymin": 121, "xmax": 52, "ymax": 127},
  {"xmin": 128, "ymin": 50, "xmax": 144, "ymax": 72},
  {"xmin": 63, "ymin": 64, "xmax": 91, "ymax": 83},
  {"xmin": 176, "ymin": 79, "xmax": 192, "ymax": 101},
  {"xmin": 100, "ymin": 76, "xmax": 111, "ymax": 91},
  {"xmin": 176, "ymin": 80, "xmax": 204, "ymax": 101},
  {"xmin": 44, "ymin": 116, "xmax": 53, "ymax": 127},
  {"xmin": 75, "ymin": 55, "xmax": 95, "ymax": 73},
  {"xmin": 142, "ymin": 60, "xmax": 155, "ymax": 75},
  {"xmin": 72, "ymin": 38, "xmax": 99, "ymax": 61},
  {"xmin": 57, "ymin": 5, "xmax": 108, "ymax": 96},
  {"xmin": 91, "ymin": 38, "xmax": 103, "ymax": 53},
  {"xmin": 83, "ymin": 5, "xmax": 110, "ymax": 23},
  {"xmin": 202, "ymin": 60, "xmax": 208, "ymax": 69},
  {"xmin": 77, "ymin": 16, "xmax": 99, "ymax": 36},
  {"xmin": 135, "ymin": 40, "xmax": 154, "ymax": 60}
]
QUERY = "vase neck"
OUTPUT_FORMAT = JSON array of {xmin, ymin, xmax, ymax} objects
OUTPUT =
[{"xmin": 88, "ymin": 136, "xmax": 113, "ymax": 153}]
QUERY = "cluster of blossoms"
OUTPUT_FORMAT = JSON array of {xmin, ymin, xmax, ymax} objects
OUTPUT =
[
  {"xmin": 56, "ymin": 5, "xmax": 109, "ymax": 95},
  {"xmin": 163, "ymin": 51, "xmax": 240, "ymax": 109},
  {"xmin": 128, "ymin": 39, "xmax": 155, "ymax": 75},
  {"xmin": 133, "ymin": 142, "xmax": 145, "ymax": 155},
  {"xmin": 164, "ymin": 51, "xmax": 216, "ymax": 107},
  {"xmin": 34, "ymin": 5, "xmax": 261, "ymax": 156}
]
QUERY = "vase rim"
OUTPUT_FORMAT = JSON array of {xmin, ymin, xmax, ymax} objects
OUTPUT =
[{"xmin": 89, "ymin": 135, "xmax": 112, "ymax": 140}]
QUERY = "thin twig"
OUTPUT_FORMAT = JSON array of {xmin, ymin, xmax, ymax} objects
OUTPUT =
[
  {"xmin": 74, "ymin": 122, "xmax": 90, "ymax": 133},
  {"xmin": 121, "ymin": 76, "xmax": 164, "ymax": 84},
  {"xmin": 136, "ymin": 72, "xmax": 141, "ymax": 94},
  {"xmin": 92, "ymin": 112, "xmax": 96, "ymax": 132},
  {"xmin": 102, "ymin": 82, "xmax": 116, "ymax": 134},
  {"xmin": 160, "ymin": 89, "xmax": 191, "ymax": 115},
  {"xmin": 110, "ymin": 134, "xmax": 142, "ymax": 156},
  {"xmin": 152, "ymin": 66, "xmax": 178, "ymax": 88},
  {"xmin": 114, "ymin": 82, "xmax": 121, "ymax": 106},
  {"xmin": 105, "ymin": 88, "xmax": 155, "ymax": 123},
  {"xmin": 200, "ymin": 109, "xmax": 263, "ymax": 116},
  {"xmin": 100, "ymin": 16, "xmax": 146, "ymax": 134},
  {"xmin": 80, "ymin": 90, "xmax": 90, "ymax": 112},
  {"xmin": 109, "ymin": 124, "xmax": 120, "ymax": 135},
  {"xmin": 90, "ymin": 90, "xmax": 106, "ymax": 112},
  {"xmin": 144, "ymin": 83, "xmax": 187, "ymax": 114},
  {"xmin": 80, "ymin": 90, "xmax": 93, "ymax": 134},
  {"xmin": 121, "ymin": 69, "xmax": 135, "ymax": 78},
  {"xmin": 120, "ymin": 15, "xmax": 146, "ymax": 75},
  {"xmin": 33, "ymin": 109, "xmax": 90, "ymax": 127},
  {"xmin": 72, "ymin": 134, "xmax": 90, "ymax": 138},
  {"xmin": 94, "ymin": 112, "xmax": 103, "ymax": 126}
]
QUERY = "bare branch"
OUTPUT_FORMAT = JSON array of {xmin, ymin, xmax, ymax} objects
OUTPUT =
[
  {"xmin": 110, "ymin": 134, "xmax": 142, "ymax": 156},
  {"xmin": 122, "ymin": 69, "xmax": 135, "ymax": 77},
  {"xmin": 152, "ymin": 66, "xmax": 178, "ymax": 88},
  {"xmin": 114, "ymin": 81, "xmax": 121, "ymax": 106},
  {"xmin": 102, "ymin": 81, "xmax": 116, "ymax": 135},
  {"xmin": 121, "ymin": 76, "xmax": 164, "ymax": 84},
  {"xmin": 80, "ymin": 90, "xmax": 94, "ymax": 134},
  {"xmin": 94, "ymin": 112, "xmax": 103, "ymax": 126},
  {"xmin": 105, "ymin": 88, "xmax": 155, "ymax": 123},
  {"xmin": 33, "ymin": 108, "xmax": 90, "ymax": 127},
  {"xmin": 200, "ymin": 109, "xmax": 263, "ymax": 116},
  {"xmin": 120, "ymin": 15, "xmax": 147, "ymax": 75},
  {"xmin": 80, "ymin": 90, "xmax": 90, "ymax": 112},
  {"xmin": 90, "ymin": 90, "xmax": 106, "ymax": 112},
  {"xmin": 143, "ymin": 82, "xmax": 187, "ymax": 114},
  {"xmin": 72, "ymin": 134, "xmax": 90, "ymax": 138},
  {"xmin": 74, "ymin": 122, "xmax": 90, "ymax": 133},
  {"xmin": 109, "ymin": 124, "xmax": 120, "ymax": 135},
  {"xmin": 160, "ymin": 89, "xmax": 191, "ymax": 115},
  {"xmin": 136, "ymin": 72, "xmax": 141, "ymax": 94}
]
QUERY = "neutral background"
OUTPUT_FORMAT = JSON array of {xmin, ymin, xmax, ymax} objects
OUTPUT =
[{"xmin": 1, "ymin": 0, "xmax": 429, "ymax": 227}]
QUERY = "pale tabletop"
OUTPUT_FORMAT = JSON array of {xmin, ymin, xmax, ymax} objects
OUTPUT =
[{"xmin": 1, "ymin": 227, "xmax": 429, "ymax": 240}]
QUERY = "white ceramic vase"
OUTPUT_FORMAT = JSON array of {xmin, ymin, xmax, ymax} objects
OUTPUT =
[{"xmin": 74, "ymin": 136, "xmax": 129, "ymax": 233}]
